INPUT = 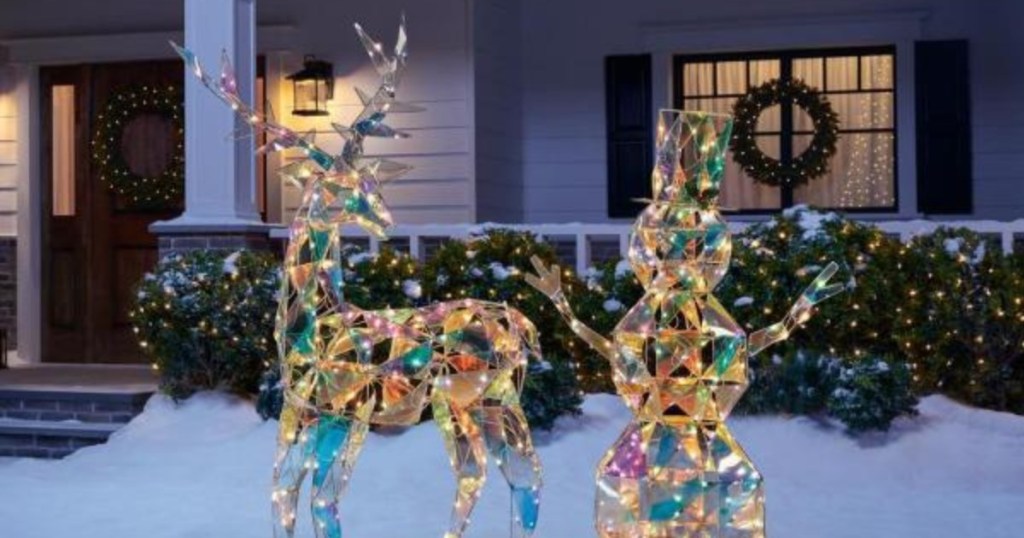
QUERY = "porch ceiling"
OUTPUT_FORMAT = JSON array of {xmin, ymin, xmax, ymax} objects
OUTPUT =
[{"xmin": 0, "ymin": 0, "xmax": 301, "ymax": 41}]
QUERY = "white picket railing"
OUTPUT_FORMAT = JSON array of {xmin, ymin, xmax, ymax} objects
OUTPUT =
[{"xmin": 269, "ymin": 219, "xmax": 1024, "ymax": 275}]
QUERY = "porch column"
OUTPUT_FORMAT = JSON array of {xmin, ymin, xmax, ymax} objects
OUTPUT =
[{"xmin": 151, "ymin": 0, "xmax": 270, "ymax": 255}]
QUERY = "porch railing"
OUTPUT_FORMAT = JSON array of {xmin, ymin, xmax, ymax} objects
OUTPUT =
[{"xmin": 269, "ymin": 219, "xmax": 1024, "ymax": 275}]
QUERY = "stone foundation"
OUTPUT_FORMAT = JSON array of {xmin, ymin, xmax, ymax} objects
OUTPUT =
[
  {"xmin": 157, "ymin": 232, "xmax": 274, "ymax": 258},
  {"xmin": 150, "ymin": 222, "xmax": 275, "ymax": 259}
]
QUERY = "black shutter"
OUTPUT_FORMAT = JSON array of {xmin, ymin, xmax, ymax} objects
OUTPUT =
[
  {"xmin": 606, "ymin": 54, "xmax": 652, "ymax": 218},
  {"xmin": 915, "ymin": 40, "xmax": 973, "ymax": 214}
]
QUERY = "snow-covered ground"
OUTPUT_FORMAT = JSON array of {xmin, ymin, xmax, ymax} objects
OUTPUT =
[{"xmin": 1, "ymin": 393, "xmax": 1023, "ymax": 537}]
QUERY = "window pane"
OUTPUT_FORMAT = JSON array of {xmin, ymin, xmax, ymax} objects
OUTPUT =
[
  {"xmin": 793, "ymin": 58, "xmax": 823, "ymax": 88},
  {"xmin": 861, "ymin": 55, "xmax": 894, "ymax": 89},
  {"xmin": 684, "ymin": 63, "xmax": 714, "ymax": 96},
  {"xmin": 828, "ymin": 93, "xmax": 895, "ymax": 130},
  {"xmin": 756, "ymin": 104, "xmax": 781, "ymax": 133},
  {"xmin": 716, "ymin": 61, "xmax": 747, "ymax": 94},
  {"xmin": 749, "ymin": 60, "xmax": 780, "ymax": 86},
  {"xmin": 721, "ymin": 136, "xmax": 782, "ymax": 210},
  {"xmin": 792, "ymin": 92, "xmax": 895, "ymax": 132},
  {"xmin": 826, "ymin": 56, "xmax": 859, "ymax": 91},
  {"xmin": 793, "ymin": 132, "xmax": 895, "ymax": 208},
  {"xmin": 52, "ymin": 85, "xmax": 75, "ymax": 217},
  {"xmin": 683, "ymin": 97, "xmax": 738, "ymax": 116}
]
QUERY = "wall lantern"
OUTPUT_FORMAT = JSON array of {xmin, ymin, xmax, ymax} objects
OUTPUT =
[{"xmin": 287, "ymin": 55, "xmax": 334, "ymax": 116}]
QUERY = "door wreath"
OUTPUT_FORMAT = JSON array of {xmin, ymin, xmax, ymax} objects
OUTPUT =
[{"xmin": 92, "ymin": 85, "xmax": 184, "ymax": 209}]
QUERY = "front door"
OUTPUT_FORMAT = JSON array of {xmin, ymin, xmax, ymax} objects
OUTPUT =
[{"xmin": 41, "ymin": 61, "xmax": 183, "ymax": 363}]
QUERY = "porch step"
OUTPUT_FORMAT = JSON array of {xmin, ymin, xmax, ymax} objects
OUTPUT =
[
  {"xmin": 0, "ymin": 419, "xmax": 122, "ymax": 459},
  {"xmin": 0, "ymin": 388, "xmax": 152, "ymax": 459}
]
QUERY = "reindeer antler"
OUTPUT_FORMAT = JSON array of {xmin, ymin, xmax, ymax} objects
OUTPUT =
[{"xmin": 171, "ymin": 42, "xmax": 337, "ymax": 172}]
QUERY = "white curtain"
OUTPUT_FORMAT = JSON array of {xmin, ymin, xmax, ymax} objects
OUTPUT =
[
  {"xmin": 681, "ymin": 54, "xmax": 895, "ymax": 210},
  {"xmin": 52, "ymin": 85, "xmax": 75, "ymax": 217},
  {"xmin": 794, "ymin": 55, "xmax": 895, "ymax": 208}
]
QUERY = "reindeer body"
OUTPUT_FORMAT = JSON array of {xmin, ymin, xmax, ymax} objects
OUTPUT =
[{"xmin": 177, "ymin": 19, "xmax": 541, "ymax": 538}]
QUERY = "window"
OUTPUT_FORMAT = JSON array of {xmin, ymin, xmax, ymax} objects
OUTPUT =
[
  {"xmin": 51, "ymin": 85, "xmax": 76, "ymax": 217},
  {"xmin": 674, "ymin": 46, "xmax": 896, "ymax": 212}
]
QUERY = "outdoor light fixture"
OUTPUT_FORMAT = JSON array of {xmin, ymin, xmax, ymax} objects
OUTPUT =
[{"xmin": 287, "ymin": 55, "xmax": 333, "ymax": 116}]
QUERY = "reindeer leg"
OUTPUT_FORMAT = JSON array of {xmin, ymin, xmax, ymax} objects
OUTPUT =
[
  {"xmin": 272, "ymin": 405, "xmax": 310, "ymax": 538},
  {"xmin": 306, "ymin": 415, "xmax": 369, "ymax": 538},
  {"xmin": 482, "ymin": 401, "xmax": 543, "ymax": 537},
  {"xmin": 433, "ymin": 391, "xmax": 489, "ymax": 538}
]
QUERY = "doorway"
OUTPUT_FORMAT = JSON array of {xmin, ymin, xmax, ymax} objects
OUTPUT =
[{"xmin": 40, "ymin": 61, "xmax": 183, "ymax": 363}]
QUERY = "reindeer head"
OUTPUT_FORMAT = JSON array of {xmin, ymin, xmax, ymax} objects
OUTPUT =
[{"xmin": 173, "ymin": 17, "xmax": 419, "ymax": 240}]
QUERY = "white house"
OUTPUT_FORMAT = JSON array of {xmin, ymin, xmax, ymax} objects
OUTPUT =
[{"xmin": 0, "ymin": 0, "xmax": 1021, "ymax": 364}]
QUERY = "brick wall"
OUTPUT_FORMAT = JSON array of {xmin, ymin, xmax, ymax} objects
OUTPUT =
[
  {"xmin": 0, "ymin": 237, "xmax": 15, "ymax": 351},
  {"xmin": 157, "ymin": 233, "xmax": 273, "ymax": 258}
]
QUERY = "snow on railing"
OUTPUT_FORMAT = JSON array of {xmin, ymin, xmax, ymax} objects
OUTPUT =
[{"xmin": 269, "ymin": 219, "xmax": 1024, "ymax": 275}]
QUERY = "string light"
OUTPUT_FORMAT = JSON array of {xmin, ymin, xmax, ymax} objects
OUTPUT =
[{"xmin": 526, "ymin": 110, "xmax": 843, "ymax": 535}]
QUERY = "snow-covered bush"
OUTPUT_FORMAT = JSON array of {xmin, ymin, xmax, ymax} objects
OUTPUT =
[
  {"xmin": 738, "ymin": 351, "xmax": 841, "ymax": 417},
  {"xmin": 827, "ymin": 357, "xmax": 918, "ymax": 432},
  {"xmin": 132, "ymin": 250, "xmax": 280, "ymax": 400},
  {"xmin": 423, "ymin": 229, "xmax": 584, "ymax": 429},
  {"xmin": 568, "ymin": 259, "xmax": 643, "ymax": 393},
  {"xmin": 897, "ymin": 229, "xmax": 1024, "ymax": 414}
]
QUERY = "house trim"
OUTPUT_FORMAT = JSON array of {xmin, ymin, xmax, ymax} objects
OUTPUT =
[{"xmin": 0, "ymin": 25, "xmax": 296, "ymax": 65}]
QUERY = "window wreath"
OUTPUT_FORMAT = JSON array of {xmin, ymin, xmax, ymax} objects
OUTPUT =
[
  {"xmin": 92, "ymin": 85, "xmax": 184, "ymax": 209},
  {"xmin": 730, "ymin": 78, "xmax": 840, "ymax": 188}
]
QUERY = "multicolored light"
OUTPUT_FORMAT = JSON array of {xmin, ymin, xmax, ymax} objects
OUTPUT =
[
  {"xmin": 176, "ymin": 18, "xmax": 542, "ymax": 538},
  {"xmin": 527, "ymin": 110, "xmax": 843, "ymax": 537}
]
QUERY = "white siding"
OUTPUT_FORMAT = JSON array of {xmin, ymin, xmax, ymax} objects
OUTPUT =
[
  {"xmin": 518, "ymin": 0, "xmax": 1024, "ymax": 222},
  {"xmin": 0, "ymin": 68, "xmax": 18, "ymax": 235},
  {"xmin": 270, "ymin": 0, "xmax": 475, "ymax": 225}
]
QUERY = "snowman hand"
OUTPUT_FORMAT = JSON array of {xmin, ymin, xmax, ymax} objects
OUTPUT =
[{"xmin": 525, "ymin": 255, "xmax": 564, "ymax": 299}]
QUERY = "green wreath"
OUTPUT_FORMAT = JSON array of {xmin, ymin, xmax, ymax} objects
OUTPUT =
[
  {"xmin": 730, "ymin": 78, "xmax": 840, "ymax": 187},
  {"xmin": 93, "ymin": 85, "xmax": 184, "ymax": 209}
]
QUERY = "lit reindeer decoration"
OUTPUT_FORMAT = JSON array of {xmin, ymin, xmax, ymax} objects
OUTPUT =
[
  {"xmin": 175, "ymin": 18, "xmax": 542, "ymax": 538},
  {"xmin": 527, "ymin": 110, "xmax": 844, "ymax": 537}
]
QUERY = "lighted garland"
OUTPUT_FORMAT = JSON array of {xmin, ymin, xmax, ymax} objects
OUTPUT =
[
  {"xmin": 730, "ymin": 78, "xmax": 840, "ymax": 187},
  {"xmin": 92, "ymin": 85, "xmax": 184, "ymax": 209}
]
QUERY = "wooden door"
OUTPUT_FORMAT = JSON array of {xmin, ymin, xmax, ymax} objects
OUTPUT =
[{"xmin": 41, "ymin": 61, "xmax": 183, "ymax": 363}]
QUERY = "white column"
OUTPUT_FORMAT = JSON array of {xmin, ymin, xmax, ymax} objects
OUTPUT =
[{"xmin": 155, "ymin": 0, "xmax": 261, "ymax": 229}]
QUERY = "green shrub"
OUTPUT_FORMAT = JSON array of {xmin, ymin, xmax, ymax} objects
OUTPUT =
[
  {"xmin": 570, "ymin": 260, "xmax": 643, "ymax": 393},
  {"xmin": 131, "ymin": 250, "xmax": 280, "ymax": 400},
  {"xmin": 738, "ymin": 351, "xmax": 840, "ymax": 416},
  {"xmin": 897, "ymin": 229, "xmax": 1024, "ymax": 413},
  {"xmin": 827, "ymin": 357, "xmax": 918, "ymax": 433}
]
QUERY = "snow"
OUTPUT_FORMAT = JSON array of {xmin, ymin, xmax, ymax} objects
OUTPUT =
[
  {"xmin": 401, "ymin": 279, "xmax": 422, "ymax": 299},
  {"xmin": 222, "ymin": 251, "xmax": 241, "ymax": 276},
  {"xmin": 1, "ymin": 393, "xmax": 1023, "ymax": 537},
  {"xmin": 602, "ymin": 298, "xmax": 624, "ymax": 312},
  {"xmin": 346, "ymin": 252, "xmax": 375, "ymax": 266},
  {"xmin": 488, "ymin": 262, "xmax": 517, "ymax": 281},
  {"xmin": 782, "ymin": 205, "xmax": 840, "ymax": 241},
  {"xmin": 613, "ymin": 260, "xmax": 632, "ymax": 279}
]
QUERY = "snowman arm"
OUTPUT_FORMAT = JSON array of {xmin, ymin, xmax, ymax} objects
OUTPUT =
[
  {"xmin": 548, "ymin": 292, "xmax": 619, "ymax": 361},
  {"xmin": 748, "ymin": 262, "xmax": 844, "ymax": 357}
]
